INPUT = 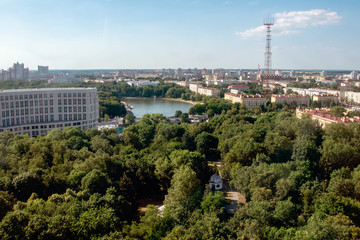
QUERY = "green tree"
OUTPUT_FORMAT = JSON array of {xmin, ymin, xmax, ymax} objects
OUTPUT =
[
  {"xmin": 81, "ymin": 169, "xmax": 110, "ymax": 195},
  {"xmin": 330, "ymin": 106, "xmax": 346, "ymax": 117},
  {"xmin": 164, "ymin": 166, "xmax": 201, "ymax": 223}
]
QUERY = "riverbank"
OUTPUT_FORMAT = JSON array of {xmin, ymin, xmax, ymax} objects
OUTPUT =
[{"xmin": 163, "ymin": 98, "xmax": 199, "ymax": 105}]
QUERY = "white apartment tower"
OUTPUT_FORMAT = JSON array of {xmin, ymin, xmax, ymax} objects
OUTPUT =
[{"xmin": 0, "ymin": 88, "xmax": 99, "ymax": 137}]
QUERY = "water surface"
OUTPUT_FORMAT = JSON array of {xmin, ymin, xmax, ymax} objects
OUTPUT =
[{"xmin": 123, "ymin": 98, "xmax": 192, "ymax": 118}]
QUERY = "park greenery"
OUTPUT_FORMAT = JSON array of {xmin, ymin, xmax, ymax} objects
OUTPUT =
[
  {"xmin": 0, "ymin": 80, "xmax": 359, "ymax": 239},
  {"xmin": 1, "ymin": 91, "xmax": 360, "ymax": 239}
]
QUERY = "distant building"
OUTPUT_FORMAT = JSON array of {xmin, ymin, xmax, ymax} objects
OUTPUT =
[
  {"xmin": 0, "ymin": 62, "xmax": 29, "ymax": 81},
  {"xmin": 271, "ymin": 94, "xmax": 310, "ymax": 106},
  {"xmin": 345, "ymin": 91, "xmax": 360, "ymax": 104},
  {"xmin": 189, "ymin": 83, "xmax": 203, "ymax": 93},
  {"xmin": 205, "ymin": 79, "xmax": 236, "ymax": 87},
  {"xmin": 225, "ymin": 93, "xmax": 266, "ymax": 109},
  {"xmin": 135, "ymin": 73, "xmax": 159, "ymax": 79},
  {"xmin": 262, "ymin": 82, "xmax": 283, "ymax": 91},
  {"xmin": 127, "ymin": 80, "xmax": 160, "ymax": 87},
  {"xmin": 175, "ymin": 81, "xmax": 189, "ymax": 88},
  {"xmin": 10, "ymin": 62, "xmax": 29, "ymax": 80},
  {"xmin": 49, "ymin": 75, "xmax": 81, "ymax": 84},
  {"xmin": 0, "ymin": 70, "xmax": 9, "ymax": 81},
  {"xmin": 197, "ymin": 87, "xmax": 220, "ymax": 97},
  {"xmin": 312, "ymin": 94, "xmax": 339, "ymax": 104},
  {"xmin": 283, "ymin": 87, "xmax": 341, "ymax": 98},
  {"xmin": 350, "ymin": 71, "xmax": 359, "ymax": 80},
  {"xmin": 0, "ymin": 88, "xmax": 99, "ymax": 137},
  {"xmin": 38, "ymin": 66, "xmax": 49, "ymax": 76},
  {"xmin": 289, "ymin": 70, "xmax": 295, "ymax": 78},
  {"xmin": 296, "ymin": 108, "xmax": 360, "ymax": 128}
]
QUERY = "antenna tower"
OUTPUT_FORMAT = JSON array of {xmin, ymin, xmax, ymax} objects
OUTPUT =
[{"xmin": 264, "ymin": 17, "xmax": 274, "ymax": 75}]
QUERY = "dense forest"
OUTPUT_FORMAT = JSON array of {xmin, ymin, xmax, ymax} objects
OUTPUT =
[{"xmin": 1, "ymin": 95, "xmax": 360, "ymax": 239}]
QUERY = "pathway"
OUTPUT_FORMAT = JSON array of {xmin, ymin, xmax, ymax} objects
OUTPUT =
[{"xmin": 224, "ymin": 183, "xmax": 246, "ymax": 214}]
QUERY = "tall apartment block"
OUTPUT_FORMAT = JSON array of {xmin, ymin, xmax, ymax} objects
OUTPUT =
[
  {"xmin": 38, "ymin": 65, "xmax": 49, "ymax": 76},
  {"xmin": 0, "ymin": 62, "xmax": 30, "ymax": 81},
  {"xmin": 0, "ymin": 88, "xmax": 99, "ymax": 137}
]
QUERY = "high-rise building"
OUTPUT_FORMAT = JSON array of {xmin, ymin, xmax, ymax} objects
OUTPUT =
[
  {"xmin": 0, "ymin": 62, "xmax": 29, "ymax": 81},
  {"xmin": 9, "ymin": 62, "xmax": 29, "ymax": 80},
  {"xmin": 0, "ymin": 88, "xmax": 99, "ymax": 137},
  {"xmin": 350, "ymin": 71, "xmax": 358, "ymax": 80},
  {"xmin": 38, "ymin": 65, "xmax": 49, "ymax": 76}
]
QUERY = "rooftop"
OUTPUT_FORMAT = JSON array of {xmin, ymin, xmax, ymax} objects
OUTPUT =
[{"xmin": 0, "ymin": 87, "xmax": 97, "ymax": 93}]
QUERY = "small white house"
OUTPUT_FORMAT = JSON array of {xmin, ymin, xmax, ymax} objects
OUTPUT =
[{"xmin": 209, "ymin": 174, "xmax": 223, "ymax": 190}]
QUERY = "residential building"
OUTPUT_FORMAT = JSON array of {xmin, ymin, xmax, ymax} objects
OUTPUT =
[
  {"xmin": 38, "ymin": 66, "xmax": 49, "ymax": 76},
  {"xmin": 0, "ymin": 88, "xmax": 99, "ymax": 137},
  {"xmin": 312, "ymin": 94, "xmax": 339, "ymax": 104},
  {"xmin": 225, "ymin": 93, "xmax": 266, "ymax": 109},
  {"xmin": 189, "ymin": 83, "xmax": 203, "ymax": 93},
  {"xmin": 262, "ymin": 82, "xmax": 283, "ymax": 91},
  {"xmin": 49, "ymin": 75, "xmax": 81, "ymax": 84},
  {"xmin": 197, "ymin": 87, "xmax": 220, "ymax": 97},
  {"xmin": 271, "ymin": 94, "xmax": 310, "ymax": 106},
  {"xmin": 345, "ymin": 91, "xmax": 360, "ymax": 104},
  {"xmin": 126, "ymin": 80, "xmax": 160, "ymax": 87},
  {"xmin": 296, "ymin": 108, "xmax": 360, "ymax": 128},
  {"xmin": 205, "ymin": 79, "xmax": 236, "ymax": 86},
  {"xmin": 0, "ymin": 62, "xmax": 29, "ymax": 81},
  {"xmin": 340, "ymin": 82, "xmax": 354, "ymax": 91},
  {"xmin": 0, "ymin": 70, "xmax": 9, "ymax": 81}
]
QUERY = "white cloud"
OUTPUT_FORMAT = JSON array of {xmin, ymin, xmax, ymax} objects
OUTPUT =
[{"xmin": 237, "ymin": 9, "xmax": 341, "ymax": 39}]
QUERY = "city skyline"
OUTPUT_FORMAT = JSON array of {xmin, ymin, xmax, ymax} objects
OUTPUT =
[{"xmin": 0, "ymin": 0, "xmax": 359, "ymax": 70}]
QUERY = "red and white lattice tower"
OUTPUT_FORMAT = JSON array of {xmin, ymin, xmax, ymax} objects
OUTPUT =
[{"xmin": 264, "ymin": 17, "xmax": 274, "ymax": 75}]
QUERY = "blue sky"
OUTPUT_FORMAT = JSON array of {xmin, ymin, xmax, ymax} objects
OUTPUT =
[{"xmin": 0, "ymin": 0, "xmax": 359, "ymax": 70}]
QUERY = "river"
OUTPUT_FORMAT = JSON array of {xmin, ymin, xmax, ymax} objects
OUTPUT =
[{"xmin": 122, "ymin": 97, "xmax": 193, "ymax": 118}]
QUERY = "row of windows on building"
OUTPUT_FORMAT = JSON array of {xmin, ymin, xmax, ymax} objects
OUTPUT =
[
  {"xmin": 0, "ymin": 92, "xmax": 92, "ymax": 101},
  {"xmin": 0, "ymin": 98, "xmax": 92, "ymax": 109},
  {"xmin": 1, "ymin": 106, "xmax": 90, "ymax": 118},
  {"xmin": 1, "ymin": 113, "xmax": 89, "ymax": 127},
  {"xmin": 8, "ymin": 121, "xmax": 95, "ymax": 137}
]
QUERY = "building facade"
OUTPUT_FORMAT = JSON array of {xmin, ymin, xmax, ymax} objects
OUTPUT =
[
  {"xmin": 344, "ymin": 91, "xmax": 360, "ymax": 104},
  {"xmin": 312, "ymin": 94, "xmax": 339, "ymax": 104},
  {"xmin": 271, "ymin": 94, "xmax": 310, "ymax": 106},
  {"xmin": 225, "ymin": 93, "xmax": 266, "ymax": 109},
  {"xmin": 0, "ymin": 88, "xmax": 99, "ymax": 137},
  {"xmin": 296, "ymin": 108, "xmax": 360, "ymax": 128},
  {"xmin": 197, "ymin": 87, "xmax": 220, "ymax": 97},
  {"xmin": 189, "ymin": 83, "xmax": 203, "ymax": 93}
]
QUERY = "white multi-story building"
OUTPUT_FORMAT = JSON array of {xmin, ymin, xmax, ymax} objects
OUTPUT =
[
  {"xmin": 127, "ymin": 80, "xmax": 160, "ymax": 87},
  {"xmin": 225, "ymin": 93, "xmax": 266, "ymax": 109},
  {"xmin": 0, "ymin": 88, "xmax": 99, "ymax": 137},
  {"xmin": 197, "ymin": 87, "xmax": 220, "ymax": 97},
  {"xmin": 189, "ymin": 83, "xmax": 203, "ymax": 93},
  {"xmin": 283, "ymin": 87, "xmax": 341, "ymax": 98},
  {"xmin": 344, "ymin": 91, "xmax": 360, "ymax": 104}
]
